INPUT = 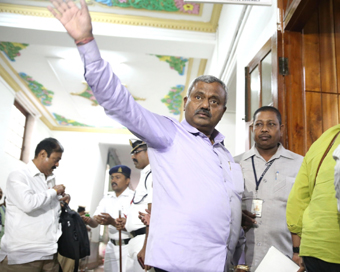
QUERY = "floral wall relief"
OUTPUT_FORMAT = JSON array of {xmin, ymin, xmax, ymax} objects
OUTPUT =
[
  {"xmin": 19, "ymin": 72, "xmax": 54, "ymax": 106},
  {"xmin": 155, "ymin": 55, "xmax": 188, "ymax": 75},
  {"xmin": 161, "ymin": 85, "xmax": 184, "ymax": 115},
  {"xmin": 0, "ymin": 42, "xmax": 29, "ymax": 62}
]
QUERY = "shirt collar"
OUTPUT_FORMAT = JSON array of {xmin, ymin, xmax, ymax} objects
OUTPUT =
[
  {"xmin": 27, "ymin": 160, "xmax": 55, "ymax": 181},
  {"xmin": 141, "ymin": 164, "xmax": 151, "ymax": 175},
  {"xmin": 242, "ymin": 143, "xmax": 293, "ymax": 161},
  {"xmin": 109, "ymin": 187, "xmax": 133, "ymax": 198},
  {"xmin": 180, "ymin": 119, "xmax": 225, "ymax": 144},
  {"xmin": 28, "ymin": 160, "xmax": 43, "ymax": 177},
  {"xmin": 119, "ymin": 187, "xmax": 133, "ymax": 198}
]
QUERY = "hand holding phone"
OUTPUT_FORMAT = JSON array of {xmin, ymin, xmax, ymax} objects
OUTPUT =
[{"xmin": 137, "ymin": 256, "xmax": 145, "ymax": 269}]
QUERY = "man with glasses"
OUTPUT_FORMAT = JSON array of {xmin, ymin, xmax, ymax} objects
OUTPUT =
[{"xmin": 124, "ymin": 139, "xmax": 153, "ymax": 272}]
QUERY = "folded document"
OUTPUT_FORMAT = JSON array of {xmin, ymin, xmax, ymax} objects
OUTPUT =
[{"xmin": 255, "ymin": 246, "xmax": 299, "ymax": 272}]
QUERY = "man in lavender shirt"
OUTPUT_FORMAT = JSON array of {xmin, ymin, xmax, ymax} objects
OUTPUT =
[{"xmin": 48, "ymin": 1, "xmax": 244, "ymax": 271}]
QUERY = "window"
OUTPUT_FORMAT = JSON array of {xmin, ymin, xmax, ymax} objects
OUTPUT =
[
  {"xmin": 5, "ymin": 101, "xmax": 29, "ymax": 161},
  {"xmin": 245, "ymin": 35, "xmax": 278, "ymax": 149}
]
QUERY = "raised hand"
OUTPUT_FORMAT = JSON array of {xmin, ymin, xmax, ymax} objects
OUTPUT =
[{"xmin": 47, "ymin": 0, "xmax": 93, "ymax": 42}]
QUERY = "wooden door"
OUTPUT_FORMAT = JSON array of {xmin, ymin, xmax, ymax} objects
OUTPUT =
[{"xmin": 278, "ymin": 0, "xmax": 340, "ymax": 155}]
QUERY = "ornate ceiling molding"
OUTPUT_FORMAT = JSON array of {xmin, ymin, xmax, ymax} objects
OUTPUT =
[{"xmin": 0, "ymin": 3, "xmax": 222, "ymax": 32}]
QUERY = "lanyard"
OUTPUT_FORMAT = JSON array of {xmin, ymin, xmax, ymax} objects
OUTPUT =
[
  {"xmin": 132, "ymin": 171, "xmax": 152, "ymax": 205},
  {"xmin": 251, "ymin": 156, "xmax": 274, "ymax": 191}
]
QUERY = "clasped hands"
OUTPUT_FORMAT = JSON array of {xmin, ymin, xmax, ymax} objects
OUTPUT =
[{"xmin": 94, "ymin": 213, "xmax": 126, "ymax": 230}]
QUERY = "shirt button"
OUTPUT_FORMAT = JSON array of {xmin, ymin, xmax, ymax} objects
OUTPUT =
[
  {"xmin": 257, "ymin": 242, "xmax": 261, "ymax": 246},
  {"xmin": 258, "ymin": 221, "xmax": 262, "ymax": 225},
  {"xmin": 263, "ymin": 179, "xmax": 267, "ymax": 183}
]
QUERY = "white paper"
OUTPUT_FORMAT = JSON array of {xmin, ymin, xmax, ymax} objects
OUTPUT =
[{"xmin": 255, "ymin": 246, "xmax": 299, "ymax": 272}]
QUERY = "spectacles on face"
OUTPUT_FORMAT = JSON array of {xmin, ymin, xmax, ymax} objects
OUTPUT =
[{"xmin": 131, "ymin": 149, "xmax": 147, "ymax": 156}]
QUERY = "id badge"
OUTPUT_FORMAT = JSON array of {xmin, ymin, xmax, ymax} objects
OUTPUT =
[{"xmin": 251, "ymin": 199, "xmax": 263, "ymax": 217}]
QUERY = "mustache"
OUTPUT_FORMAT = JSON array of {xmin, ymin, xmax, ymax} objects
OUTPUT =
[
  {"xmin": 133, "ymin": 159, "xmax": 138, "ymax": 163},
  {"xmin": 195, "ymin": 108, "xmax": 211, "ymax": 117},
  {"xmin": 111, "ymin": 182, "xmax": 117, "ymax": 186},
  {"xmin": 52, "ymin": 166, "xmax": 57, "ymax": 170}
]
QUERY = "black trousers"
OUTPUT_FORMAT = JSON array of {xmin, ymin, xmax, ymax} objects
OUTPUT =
[
  {"xmin": 154, "ymin": 268, "xmax": 168, "ymax": 272},
  {"xmin": 304, "ymin": 256, "xmax": 340, "ymax": 272}
]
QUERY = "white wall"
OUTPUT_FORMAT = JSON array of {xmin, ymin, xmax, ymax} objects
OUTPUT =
[
  {"xmin": 207, "ymin": 3, "xmax": 278, "ymax": 157},
  {"xmin": 234, "ymin": 4, "xmax": 278, "ymax": 156}
]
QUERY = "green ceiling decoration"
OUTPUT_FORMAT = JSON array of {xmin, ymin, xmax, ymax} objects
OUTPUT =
[
  {"xmin": 19, "ymin": 72, "xmax": 54, "ymax": 106},
  {"xmin": 0, "ymin": 42, "xmax": 28, "ymax": 62},
  {"xmin": 71, "ymin": 84, "xmax": 99, "ymax": 106},
  {"xmin": 93, "ymin": 0, "xmax": 199, "ymax": 14},
  {"xmin": 161, "ymin": 85, "xmax": 184, "ymax": 115},
  {"xmin": 155, "ymin": 55, "xmax": 188, "ymax": 75},
  {"xmin": 53, "ymin": 113, "xmax": 92, "ymax": 127}
]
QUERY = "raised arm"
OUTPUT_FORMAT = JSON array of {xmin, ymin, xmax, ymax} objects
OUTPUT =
[{"xmin": 48, "ymin": 0, "xmax": 176, "ymax": 149}]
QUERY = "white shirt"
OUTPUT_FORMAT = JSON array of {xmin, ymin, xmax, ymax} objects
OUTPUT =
[
  {"xmin": 332, "ymin": 144, "xmax": 340, "ymax": 212},
  {"xmin": 234, "ymin": 144, "xmax": 303, "ymax": 271},
  {"xmin": 125, "ymin": 164, "xmax": 152, "ymax": 233},
  {"xmin": 94, "ymin": 187, "xmax": 134, "ymax": 240},
  {"xmin": 0, "ymin": 161, "xmax": 61, "ymax": 265}
]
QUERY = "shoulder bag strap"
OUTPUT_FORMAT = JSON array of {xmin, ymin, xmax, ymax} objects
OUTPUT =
[{"xmin": 314, "ymin": 131, "xmax": 340, "ymax": 188}]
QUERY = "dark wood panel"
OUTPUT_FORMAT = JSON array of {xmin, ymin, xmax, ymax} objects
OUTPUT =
[
  {"xmin": 276, "ymin": 30, "xmax": 287, "ymax": 148},
  {"xmin": 283, "ymin": 31, "xmax": 305, "ymax": 155},
  {"xmin": 334, "ymin": 0, "xmax": 340, "ymax": 93},
  {"xmin": 305, "ymin": 91, "xmax": 322, "ymax": 149},
  {"xmin": 322, "ymin": 93, "xmax": 339, "ymax": 131},
  {"xmin": 319, "ymin": 0, "xmax": 337, "ymax": 93},
  {"xmin": 302, "ymin": 11, "xmax": 321, "ymax": 92},
  {"xmin": 284, "ymin": 0, "xmax": 322, "ymax": 31}
]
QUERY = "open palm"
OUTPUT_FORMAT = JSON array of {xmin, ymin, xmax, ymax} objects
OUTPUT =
[{"xmin": 48, "ymin": 0, "xmax": 93, "ymax": 42}]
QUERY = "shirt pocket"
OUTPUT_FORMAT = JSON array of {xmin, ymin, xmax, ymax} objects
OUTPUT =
[{"xmin": 274, "ymin": 176, "xmax": 295, "ymax": 201}]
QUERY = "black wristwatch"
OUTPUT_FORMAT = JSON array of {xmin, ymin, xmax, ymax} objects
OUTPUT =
[{"xmin": 293, "ymin": 247, "xmax": 300, "ymax": 254}]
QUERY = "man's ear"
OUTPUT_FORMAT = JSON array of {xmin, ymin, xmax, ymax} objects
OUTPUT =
[
  {"xmin": 183, "ymin": 96, "xmax": 188, "ymax": 111},
  {"xmin": 280, "ymin": 124, "xmax": 284, "ymax": 137},
  {"xmin": 38, "ymin": 149, "xmax": 47, "ymax": 158}
]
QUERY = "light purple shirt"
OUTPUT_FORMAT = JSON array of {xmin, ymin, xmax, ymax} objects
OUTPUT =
[{"xmin": 78, "ymin": 40, "xmax": 244, "ymax": 272}]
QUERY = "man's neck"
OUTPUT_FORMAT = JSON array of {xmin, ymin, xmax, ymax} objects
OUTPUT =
[{"xmin": 256, "ymin": 144, "xmax": 279, "ymax": 162}]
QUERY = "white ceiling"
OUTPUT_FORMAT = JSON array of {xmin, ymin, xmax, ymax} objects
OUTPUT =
[{"xmin": 0, "ymin": 0, "xmax": 224, "ymax": 132}]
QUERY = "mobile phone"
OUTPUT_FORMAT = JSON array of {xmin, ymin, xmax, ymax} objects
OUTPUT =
[{"xmin": 137, "ymin": 256, "xmax": 145, "ymax": 269}]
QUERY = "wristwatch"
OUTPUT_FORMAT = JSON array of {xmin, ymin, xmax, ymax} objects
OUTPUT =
[{"xmin": 293, "ymin": 247, "xmax": 300, "ymax": 254}]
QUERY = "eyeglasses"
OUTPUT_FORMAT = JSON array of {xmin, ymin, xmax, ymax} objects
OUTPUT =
[{"xmin": 131, "ymin": 149, "xmax": 147, "ymax": 156}]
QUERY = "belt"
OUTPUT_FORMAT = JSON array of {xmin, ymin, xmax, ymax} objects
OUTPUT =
[
  {"xmin": 110, "ymin": 238, "xmax": 131, "ymax": 246},
  {"xmin": 130, "ymin": 227, "xmax": 146, "ymax": 238}
]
